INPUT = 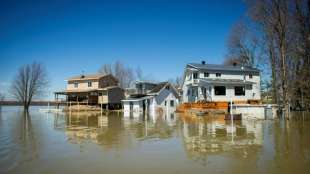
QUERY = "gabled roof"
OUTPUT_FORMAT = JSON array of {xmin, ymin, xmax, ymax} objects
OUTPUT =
[
  {"xmin": 148, "ymin": 82, "xmax": 179, "ymax": 98},
  {"xmin": 187, "ymin": 63, "xmax": 260, "ymax": 73},
  {"xmin": 67, "ymin": 74, "xmax": 109, "ymax": 81},
  {"xmin": 148, "ymin": 82, "xmax": 168, "ymax": 94}
]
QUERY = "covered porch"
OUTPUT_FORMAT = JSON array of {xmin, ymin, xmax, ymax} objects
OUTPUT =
[
  {"xmin": 54, "ymin": 89, "xmax": 107, "ymax": 105},
  {"xmin": 186, "ymin": 79, "xmax": 255, "ymax": 103}
]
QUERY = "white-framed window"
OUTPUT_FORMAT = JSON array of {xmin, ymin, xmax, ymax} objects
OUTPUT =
[
  {"xmin": 74, "ymin": 82, "xmax": 78, "ymax": 88},
  {"xmin": 88, "ymin": 81, "xmax": 92, "ymax": 87},
  {"xmin": 204, "ymin": 72, "xmax": 209, "ymax": 77},
  {"xmin": 170, "ymin": 100, "xmax": 174, "ymax": 107},
  {"xmin": 234, "ymin": 86, "xmax": 245, "ymax": 96},
  {"xmin": 216, "ymin": 73, "xmax": 221, "ymax": 77},
  {"xmin": 214, "ymin": 86, "xmax": 226, "ymax": 96},
  {"xmin": 249, "ymin": 74, "xmax": 253, "ymax": 79},
  {"xmin": 193, "ymin": 72, "xmax": 198, "ymax": 79}
]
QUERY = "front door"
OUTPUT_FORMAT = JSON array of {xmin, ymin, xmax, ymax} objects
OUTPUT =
[{"xmin": 201, "ymin": 87, "xmax": 207, "ymax": 100}]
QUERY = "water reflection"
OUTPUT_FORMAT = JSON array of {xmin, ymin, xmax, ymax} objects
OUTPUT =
[
  {"xmin": 1, "ymin": 107, "xmax": 310, "ymax": 174},
  {"xmin": 0, "ymin": 109, "xmax": 39, "ymax": 173},
  {"xmin": 55, "ymin": 112, "xmax": 178, "ymax": 149},
  {"xmin": 55, "ymin": 112, "xmax": 264, "ymax": 157}
]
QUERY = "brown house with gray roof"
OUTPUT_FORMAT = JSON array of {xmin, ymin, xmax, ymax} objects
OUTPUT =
[{"xmin": 55, "ymin": 74, "xmax": 124, "ymax": 109}]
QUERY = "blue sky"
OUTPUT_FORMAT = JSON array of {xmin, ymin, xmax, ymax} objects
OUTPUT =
[{"xmin": 0, "ymin": 0, "xmax": 246, "ymax": 99}]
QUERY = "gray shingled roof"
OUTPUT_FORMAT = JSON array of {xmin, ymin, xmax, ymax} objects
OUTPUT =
[
  {"xmin": 187, "ymin": 63, "xmax": 260, "ymax": 72},
  {"xmin": 68, "ymin": 74, "xmax": 107, "ymax": 81},
  {"xmin": 148, "ymin": 82, "xmax": 168, "ymax": 94}
]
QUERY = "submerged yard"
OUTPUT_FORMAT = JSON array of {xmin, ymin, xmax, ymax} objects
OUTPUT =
[{"xmin": 0, "ymin": 106, "xmax": 310, "ymax": 174}]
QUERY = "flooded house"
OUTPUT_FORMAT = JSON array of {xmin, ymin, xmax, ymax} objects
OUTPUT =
[
  {"xmin": 122, "ymin": 81, "xmax": 180, "ymax": 117},
  {"xmin": 182, "ymin": 61, "xmax": 261, "ymax": 103},
  {"xmin": 55, "ymin": 74, "xmax": 124, "ymax": 109}
]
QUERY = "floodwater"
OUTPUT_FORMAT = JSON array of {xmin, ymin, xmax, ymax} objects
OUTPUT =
[{"xmin": 0, "ymin": 106, "xmax": 310, "ymax": 174}]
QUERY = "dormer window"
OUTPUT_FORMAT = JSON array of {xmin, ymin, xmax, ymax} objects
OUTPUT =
[
  {"xmin": 74, "ymin": 82, "xmax": 78, "ymax": 88},
  {"xmin": 165, "ymin": 85, "xmax": 170, "ymax": 90},
  {"xmin": 193, "ymin": 73, "xmax": 198, "ymax": 79},
  {"xmin": 88, "ymin": 81, "xmax": 92, "ymax": 87},
  {"xmin": 216, "ymin": 73, "xmax": 221, "ymax": 77},
  {"xmin": 249, "ymin": 74, "xmax": 253, "ymax": 79},
  {"xmin": 204, "ymin": 72, "xmax": 209, "ymax": 77}
]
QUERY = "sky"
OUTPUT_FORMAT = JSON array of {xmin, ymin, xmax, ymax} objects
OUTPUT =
[{"xmin": 0, "ymin": 0, "xmax": 246, "ymax": 99}]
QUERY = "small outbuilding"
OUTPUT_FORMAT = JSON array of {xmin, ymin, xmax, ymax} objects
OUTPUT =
[{"xmin": 122, "ymin": 82, "xmax": 180, "ymax": 117}]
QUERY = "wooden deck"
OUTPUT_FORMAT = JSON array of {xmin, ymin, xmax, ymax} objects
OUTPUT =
[
  {"xmin": 177, "ymin": 100, "xmax": 261, "ymax": 113},
  {"xmin": 177, "ymin": 102, "xmax": 229, "ymax": 112}
]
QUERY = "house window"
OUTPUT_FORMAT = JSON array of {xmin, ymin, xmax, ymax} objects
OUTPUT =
[
  {"xmin": 165, "ymin": 101, "xmax": 167, "ymax": 106},
  {"xmin": 214, "ymin": 86, "xmax": 226, "ymax": 96},
  {"xmin": 249, "ymin": 74, "xmax": 253, "ymax": 79},
  {"xmin": 216, "ymin": 73, "xmax": 221, "ymax": 77},
  {"xmin": 193, "ymin": 73, "xmax": 198, "ymax": 79},
  {"xmin": 74, "ymin": 82, "xmax": 78, "ymax": 88},
  {"xmin": 235, "ymin": 86, "xmax": 245, "ymax": 96},
  {"xmin": 90, "ymin": 92, "xmax": 97, "ymax": 96},
  {"xmin": 98, "ymin": 91, "xmax": 107, "ymax": 96},
  {"xmin": 165, "ymin": 85, "xmax": 170, "ymax": 90},
  {"xmin": 204, "ymin": 72, "xmax": 209, "ymax": 77},
  {"xmin": 88, "ymin": 81, "xmax": 92, "ymax": 87},
  {"xmin": 170, "ymin": 100, "xmax": 174, "ymax": 107},
  {"xmin": 187, "ymin": 89, "xmax": 190, "ymax": 96}
]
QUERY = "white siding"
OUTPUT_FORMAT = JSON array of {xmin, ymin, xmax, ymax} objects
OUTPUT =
[
  {"xmin": 155, "ymin": 88, "xmax": 179, "ymax": 112},
  {"xmin": 182, "ymin": 68, "xmax": 261, "ymax": 103}
]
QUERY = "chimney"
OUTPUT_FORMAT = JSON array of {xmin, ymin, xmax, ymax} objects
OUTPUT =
[
  {"xmin": 81, "ymin": 70, "xmax": 85, "ymax": 78},
  {"xmin": 201, "ymin": 61, "xmax": 206, "ymax": 65}
]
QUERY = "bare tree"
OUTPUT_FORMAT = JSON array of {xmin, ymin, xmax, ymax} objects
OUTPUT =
[
  {"xmin": 291, "ymin": 0, "xmax": 310, "ymax": 110},
  {"xmin": 0, "ymin": 93, "xmax": 4, "ymax": 111},
  {"xmin": 0, "ymin": 93, "xmax": 4, "ymax": 102},
  {"xmin": 10, "ymin": 62, "xmax": 48, "ymax": 112},
  {"xmin": 98, "ymin": 60, "xmax": 136, "ymax": 89},
  {"xmin": 225, "ymin": 21, "xmax": 260, "ymax": 67},
  {"xmin": 135, "ymin": 66, "xmax": 143, "ymax": 81},
  {"xmin": 168, "ymin": 76, "xmax": 182, "ymax": 88},
  {"xmin": 247, "ymin": 0, "xmax": 295, "ymax": 119}
]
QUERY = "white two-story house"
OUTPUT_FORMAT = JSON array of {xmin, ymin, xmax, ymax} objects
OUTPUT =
[{"xmin": 182, "ymin": 62, "xmax": 261, "ymax": 103}]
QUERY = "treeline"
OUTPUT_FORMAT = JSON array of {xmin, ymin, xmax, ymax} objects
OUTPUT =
[
  {"xmin": 98, "ymin": 60, "xmax": 182, "ymax": 89},
  {"xmin": 224, "ymin": 0, "xmax": 310, "ymax": 119}
]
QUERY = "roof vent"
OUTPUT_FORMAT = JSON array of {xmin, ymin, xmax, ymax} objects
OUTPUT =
[{"xmin": 201, "ymin": 61, "xmax": 206, "ymax": 65}]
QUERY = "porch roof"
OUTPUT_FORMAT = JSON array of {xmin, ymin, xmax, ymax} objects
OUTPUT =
[
  {"xmin": 54, "ymin": 86, "xmax": 119, "ymax": 95},
  {"xmin": 199, "ymin": 78, "xmax": 255, "ymax": 85},
  {"xmin": 122, "ymin": 95, "xmax": 153, "ymax": 102}
]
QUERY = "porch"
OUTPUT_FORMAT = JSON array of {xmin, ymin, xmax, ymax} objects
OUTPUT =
[
  {"xmin": 186, "ymin": 78, "xmax": 255, "ymax": 103},
  {"xmin": 54, "ymin": 89, "xmax": 107, "ymax": 105}
]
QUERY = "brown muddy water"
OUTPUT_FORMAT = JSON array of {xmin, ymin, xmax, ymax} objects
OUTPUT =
[{"xmin": 0, "ymin": 106, "xmax": 310, "ymax": 174}]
